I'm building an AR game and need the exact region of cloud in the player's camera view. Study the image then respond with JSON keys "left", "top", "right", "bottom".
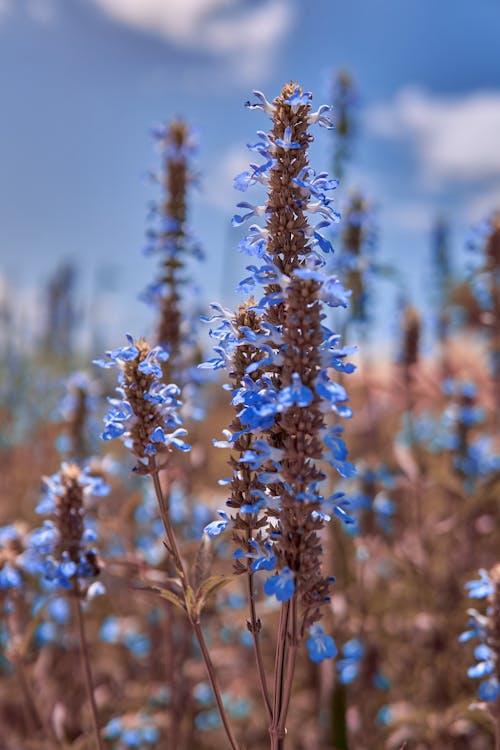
{"left": 91, "top": 0, "right": 294, "bottom": 82}
{"left": 368, "top": 87, "right": 500, "bottom": 186}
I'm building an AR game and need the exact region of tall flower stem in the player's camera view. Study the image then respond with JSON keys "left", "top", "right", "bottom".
{"left": 247, "top": 570, "right": 273, "bottom": 721}
{"left": 13, "top": 656, "right": 45, "bottom": 736}
{"left": 150, "top": 458, "right": 240, "bottom": 750}
{"left": 72, "top": 582, "right": 104, "bottom": 750}
{"left": 277, "top": 596, "right": 299, "bottom": 737}
{"left": 192, "top": 621, "right": 240, "bottom": 750}
{"left": 270, "top": 601, "right": 291, "bottom": 750}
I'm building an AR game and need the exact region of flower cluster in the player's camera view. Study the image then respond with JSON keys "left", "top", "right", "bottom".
{"left": 333, "top": 191, "right": 377, "bottom": 330}
{"left": 467, "top": 214, "right": 500, "bottom": 403}
{"left": 95, "top": 335, "right": 190, "bottom": 469}
{"left": 0, "top": 523, "right": 26, "bottom": 592}
{"left": 340, "top": 464, "right": 395, "bottom": 537}
{"left": 100, "top": 614, "right": 151, "bottom": 658}
{"left": 103, "top": 712, "right": 160, "bottom": 748}
{"left": 142, "top": 120, "right": 205, "bottom": 404}
{"left": 330, "top": 69, "right": 357, "bottom": 181}
{"left": 28, "top": 463, "right": 108, "bottom": 591}
{"left": 56, "top": 370, "right": 100, "bottom": 461}
{"left": 204, "top": 83, "right": 356, "bottom": 661}
{"left": 460, "top": 566, "right": 500, "bottom": 703}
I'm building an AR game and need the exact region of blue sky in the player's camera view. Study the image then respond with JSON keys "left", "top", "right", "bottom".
{"left": 1, "top": 0, "right": 499, "bottom": 351}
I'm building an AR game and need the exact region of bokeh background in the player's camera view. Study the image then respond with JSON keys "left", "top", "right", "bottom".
{"left": 1, "top": 0, "right": 499, "bottom": 350}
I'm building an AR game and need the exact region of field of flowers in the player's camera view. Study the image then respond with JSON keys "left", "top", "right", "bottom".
{"left": 0, "top": 76, "right": 499, "bottom": 750}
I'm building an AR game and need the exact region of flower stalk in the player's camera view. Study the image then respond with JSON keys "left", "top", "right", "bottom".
{"left": 205, "top": 82, "right": 355, "bottom": 748}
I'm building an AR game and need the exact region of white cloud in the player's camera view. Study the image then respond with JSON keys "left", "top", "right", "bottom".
{"left": 91, "top": 0, "right": 294, "bottom": 81}
{"left": 368, "top": 87, "right": 500, "bottom": 186}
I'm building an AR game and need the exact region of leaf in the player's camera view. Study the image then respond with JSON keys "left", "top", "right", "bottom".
{"left": 193, "top": 534, "right": 213, "bottom": 589}
{"left": 184, "top": 584, "right": 197, "bottom": 620}
{"left": 194, "top": 575, "right": 234, "bottom": 617}
{"left": 145, "top": 584, "right": 186, "bottom": 613}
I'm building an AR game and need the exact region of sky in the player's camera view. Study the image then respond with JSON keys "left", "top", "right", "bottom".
{"left": 0, "top": 0, "right": 499, "bottom": 352}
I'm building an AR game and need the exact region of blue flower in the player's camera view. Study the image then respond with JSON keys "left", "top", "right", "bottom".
{"left": 104, "top": 714, "right": 159, "bottom": 746}
{"left": 462, "top": 568, "right": 499, "bottom": 703}
{"left": 244, "top": 90, "right": 276, "bottom": 115}
{"left": 478, "top": 677, "right": 499, "bottom": 702}
{"left": 465, "top": 569, "right": 494, "bottom": 599}
{"left": 468, "top": 644, "right": 495, "bottom": 679}
{"left": 263, "top": 567, "right": 295, "bottom": 602}
{"left": 234, "top": 540, "right": 276, "bottom": 572}
{"left": 203, "top": 511, "right": 230, "bottom": 537}
{"left": 277, "top": 374, "right": 314, "bottom": 410}
{"left": 28, "top": 464, "right": 107, "bottom": 591}
{"left": 306, "top": 624, "right": 337, "bottom": 663}
{"left": 96, "top": 336, "right": 190, "bottom": 461}
{"left": 274, "top": 126, "right": 301, "bottom": 151}
{"left": 284, "top": 86, "right": 312, "bottom": 111}
{"left": 0, "top": 563, "right": 22, "bottom": 590}
{"left": 337, "top": 638, "right": 364, "bottom": 683}
{"left": 209, "top": 84, "right": 356, "bottom": 658}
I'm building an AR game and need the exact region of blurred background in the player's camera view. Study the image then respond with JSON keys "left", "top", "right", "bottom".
{"left": 1, "top": 0, "right": 499, "bottom": 351}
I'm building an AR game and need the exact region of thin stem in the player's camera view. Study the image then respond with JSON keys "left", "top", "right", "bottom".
{"left": 277, "top": 595, "right": 298, "bottom": 736}
{"left": 16, "top": 656, "right": 65, "bottom": 748}
{"left": 72, "top": 585, "right": 104, "bottom": 750}
{"left": 150, "top": 457, "right": 240, "bottom": 750}
{"left": 14, "top": 657, "right": 43, "bottom": 734}
{"left": 247, "top": 570, "right": 273, "bottom": 721}
{"left": 193, "top": 622, "right": 240, "bottom": 750}
{"left": 150, "top": 464, "right": 187, "bottom": 584}
{"left": 269, "top": 602, "right": 290, "bottom": 749}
